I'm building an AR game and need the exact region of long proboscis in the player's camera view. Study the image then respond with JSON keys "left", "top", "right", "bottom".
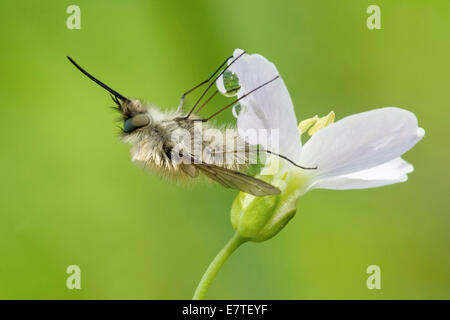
{"left": 67, "top": 56, "right": 129, "bottom": 102}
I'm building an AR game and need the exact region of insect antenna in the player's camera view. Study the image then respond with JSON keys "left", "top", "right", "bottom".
{"left": 197, "top": 75, "right": 280, "bottom": 122}
{"left": 185, "top": 50, "right": 247, "bottom": 118}
{"left": 67, "top": 56, "right": 130, "bottom": 103}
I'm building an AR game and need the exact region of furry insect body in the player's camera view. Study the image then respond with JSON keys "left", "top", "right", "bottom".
{"left": 119, "top": 99, "right": 248, "bottom": 183}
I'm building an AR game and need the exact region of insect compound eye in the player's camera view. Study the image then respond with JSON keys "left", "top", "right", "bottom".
{"left": 123, "top": 114, "right": 150, "bottom": 133}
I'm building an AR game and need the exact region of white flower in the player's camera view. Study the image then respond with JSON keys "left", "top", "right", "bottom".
{"left": 217, "top": 49, "right": 425, "bottom": 242}
{"left": 219, "top": 48, "right": 424, "bottom": 193}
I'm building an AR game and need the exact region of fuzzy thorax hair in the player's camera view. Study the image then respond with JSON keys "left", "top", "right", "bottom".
{"left": 120, "top": 100, "right": 250, "bottom": 182}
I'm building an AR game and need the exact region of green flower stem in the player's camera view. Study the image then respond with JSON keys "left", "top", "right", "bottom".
{"left": 193, "top": 233, "right": 247, "bottom": 300}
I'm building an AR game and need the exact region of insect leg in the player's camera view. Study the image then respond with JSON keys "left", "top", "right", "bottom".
{"left": 194, "top": 90, "right": 218, "bottom": 114}
{"left": 184, "top": 50, "right": 247, "bottom": 118}
{"left": 211, "top": 148, "right": 318, "bottom": 170}
{"left": 262, "top": 149, "right": 317, "bottom": 170}
{"left": 195, "top": 75, "right": 280, "bottom": 122}
{"left": 177, "top": 55, "right": 232, "bottom": 112}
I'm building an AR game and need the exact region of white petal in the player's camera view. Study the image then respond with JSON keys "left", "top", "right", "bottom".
{"left": 299, "top": 107, "right": 425, "bottom": 178}
{"left": 217, "top": 49, "right": 302, "bottom": 161}
{"left": 308, "top": 157, "right": 414, "bottom": 190}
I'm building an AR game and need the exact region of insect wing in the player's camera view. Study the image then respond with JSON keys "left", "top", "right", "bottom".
{"left": 196, "top": 163, "right": 280, "bottom": 196}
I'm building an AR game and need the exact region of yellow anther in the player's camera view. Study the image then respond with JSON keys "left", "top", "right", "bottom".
{"left": 298, "top": 115, "right": 319, "bottom": 134}
{"left": 299, "top": 111, "right": 335, "bottom": 136}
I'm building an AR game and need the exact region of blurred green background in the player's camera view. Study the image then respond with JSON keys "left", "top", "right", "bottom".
{"left": 0, "top": 0, "right": 448, "bottom": 299}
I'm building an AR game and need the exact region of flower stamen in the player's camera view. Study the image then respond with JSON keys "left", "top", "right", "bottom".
{"left": 299, "top": 111, "right": 335, "bottom": 136}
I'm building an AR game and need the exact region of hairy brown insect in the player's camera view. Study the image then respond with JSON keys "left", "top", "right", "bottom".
{"left": 67, "top": 55, "right": 314, "bottom": 196}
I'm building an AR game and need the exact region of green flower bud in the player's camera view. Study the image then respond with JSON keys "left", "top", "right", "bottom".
{"left": 230, "top": 160, "right": 310, "bottom": 242}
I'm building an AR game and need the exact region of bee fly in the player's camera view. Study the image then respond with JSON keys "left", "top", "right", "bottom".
{"left": 67, "top": 53, "right": 315, "bottom": 196}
